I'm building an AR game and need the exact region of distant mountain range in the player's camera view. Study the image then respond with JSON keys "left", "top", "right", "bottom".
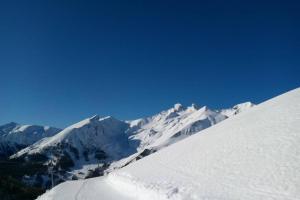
{"left": 1, "top": 102, "right": 254, "bottom": 188}
{"left": 0, "top": 123, "right": 61, "bottom": 158}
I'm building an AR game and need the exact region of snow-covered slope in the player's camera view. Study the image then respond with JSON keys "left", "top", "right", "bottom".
{"left": 38, "top": 88, "right": 300, "bottom": 200}
{"left": 0, "top": 122, "right": 60, "bottom": 157}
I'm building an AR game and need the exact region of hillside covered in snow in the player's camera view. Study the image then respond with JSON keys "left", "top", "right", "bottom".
{"left": 38, "top": 88, "right": 300, "bottom": 200}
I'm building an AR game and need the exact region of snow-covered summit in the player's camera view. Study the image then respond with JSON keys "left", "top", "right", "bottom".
{"left": 0, "top": 122, "right": 60, "bottom": 144}
{"left": 10, "top": 115, "right": 136, "bottom": 185}
{"left": 13, "top": 115, "right": 132, "bottom": 159}
{"left": 0, "top": 122, "right": 61, "bottom": 157}
{"left": 173, "top": 103, "right": 184, "bottom": 111}
{"left": 0, "top": 122, "right": 19, "bottom": 135}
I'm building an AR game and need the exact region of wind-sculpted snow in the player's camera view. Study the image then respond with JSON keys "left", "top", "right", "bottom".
{"left": 38, "top": 87, "right": 300, "bottom": 200}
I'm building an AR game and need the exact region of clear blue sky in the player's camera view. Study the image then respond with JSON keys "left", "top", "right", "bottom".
{"left": 0, "top": 0, "right": 299, "bottom": 128}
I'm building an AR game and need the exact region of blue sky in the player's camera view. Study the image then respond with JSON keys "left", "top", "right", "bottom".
{"left": 0, "top": 0, "right": 299, "bottom": 127}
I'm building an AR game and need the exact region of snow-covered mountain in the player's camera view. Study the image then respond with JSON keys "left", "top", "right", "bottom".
{"left": 11, "top": 116, "right": 135, "bottom": 184}
{"left": 14, "top": 116, "right": 132, "bottom": 158}
{"left": 10, "top": 102, "right": 253, "bottom": 187}
{"left": 0, "top": 122, "right": 61, "bottom": 157}
{"left": 127, "top": 103, "right": 227, "bottom": 151}
{"left": 109, "top": 103, "right": 229, "bottom": 170}
{"left": 38, "top": 87, "right": 300, "bottom": 200}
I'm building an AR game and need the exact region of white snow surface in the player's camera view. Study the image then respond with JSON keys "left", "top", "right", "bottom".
{"left": 38, "top": 87, "right": 300, "bottom": 200}
{"left": 37, "top": 177, "right": 133, "bottom": 200}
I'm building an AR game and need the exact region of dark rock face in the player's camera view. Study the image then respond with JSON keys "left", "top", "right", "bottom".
{"left": 122, "top": 148, "right": 157, "bottom": 168}
{"left": 136, "top": 149, "right": 156, "bottom": 161}
{"left": 85, "top": 163, "right": 110, "bottom": 179}
{"left": 94, "top": 149, "right": 107, "bottom": 160}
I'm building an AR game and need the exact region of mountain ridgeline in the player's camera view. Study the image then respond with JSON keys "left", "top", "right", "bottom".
{"left": 0, "top": 123, "right": 61, "bottom": 158}
{"left": 1, "top": 102, "right": 254, "bottom": 192}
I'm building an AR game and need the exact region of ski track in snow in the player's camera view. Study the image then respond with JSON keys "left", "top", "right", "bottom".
{"left": 38, "top": 177, "right": 133, "bottom": 200}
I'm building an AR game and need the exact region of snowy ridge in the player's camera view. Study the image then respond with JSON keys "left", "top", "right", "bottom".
{"left": 14, "top": 115, "right": 131, "bottom": 158}
{"left": 0, "top": 122, "right": 60, "bottom": 145}
{"left": 0, "top": 122, "right": 61, "bottom": 157}
{"left": 127, "top": 103, "right": 227, "bottom": 151}
{"left": 10, "top": 115, "right": 135, "bottom": 186}
{"left": 12, "top": 115, "right": 134, "bottom": 172}
{"left": 38, "top": 87, "right": 300, "bottom": 200}
{"left": 108, "top": 104, "right": 229, "bottom": 171}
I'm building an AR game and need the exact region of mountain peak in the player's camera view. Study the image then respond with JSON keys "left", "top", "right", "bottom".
{"left": 220, "top": 101, "right": 255, "bottom": 117}
{"left": 199, "top": 105, "right": 208, "bottom": 111}
{"left": 232, "top": 101, "right": 254, "bottom": 109}
{"left": 173, "top": 103, "right": 184, "bottom": 111}
{"left": 0, "top": 122, "right": 19, "bottom": 134}
{"left": 186, "top": 103, "right": 200, "bottom": 112}
{"left": 0, "top": 121, "right": 18, "bottom": 128}
{"left": 7, "top": 122, "right": 18, "bottom": 126}
{"left": 191, "top": 103, "right": 199, "bottom": 110}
